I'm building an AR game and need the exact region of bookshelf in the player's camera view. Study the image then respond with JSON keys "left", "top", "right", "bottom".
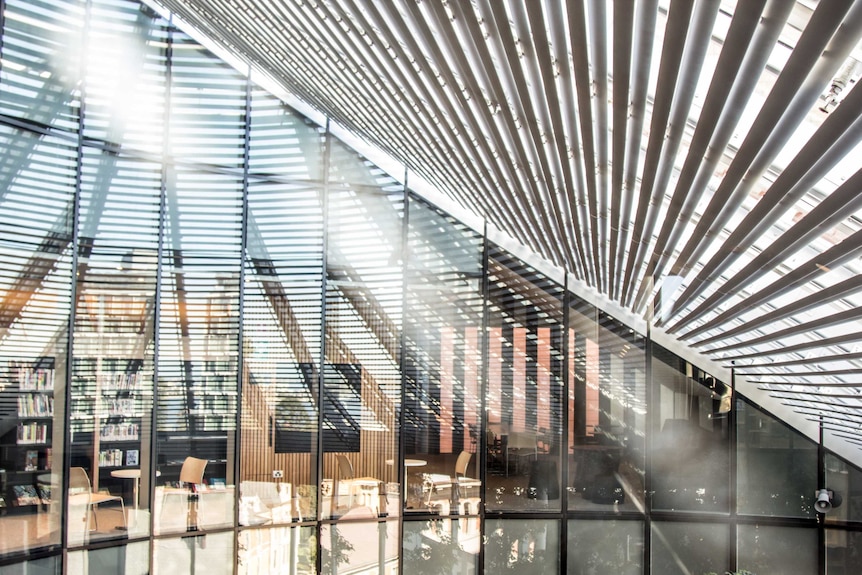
{"left": 0, "top": 362, "right": 56, "bottom": 511}
{"left": 70, "top": 359, "right": 146, "bottom": 491}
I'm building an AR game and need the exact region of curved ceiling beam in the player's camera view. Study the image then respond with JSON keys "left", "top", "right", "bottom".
{"left": 665, "top": 77, "right": 862, "bottom": 324}
{"left": 629, "top": 0, "right": 723, "bottom": 311}
{"left": 664, "top": 0, "right": 857, "bottom": 317}
{"left": 620, "top": 0, "right": 695, "bottom": 305}
{"left": 642, "top": 0, "right": 774, "bottom": 306}
{"left": 690, "top": 273, "right": 862, "bottom": 345}
{"left": 613, "top": 0, "right": 659, "bottom": 301}
{"left": 668, "top": 165, "right": 862, "bottom": 333}
{"left": 608, "top": 0, "right": 635, "bottom": 297}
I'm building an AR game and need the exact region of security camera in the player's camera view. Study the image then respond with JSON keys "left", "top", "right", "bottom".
{"left": 815, "top": 489, "right": 832, "bottom": 513}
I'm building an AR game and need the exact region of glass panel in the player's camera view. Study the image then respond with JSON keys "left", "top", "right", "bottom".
{"left": 81, "top": 0, "right": 167, "bottom": 156}
{"left": 153, "top": 531, "right": 234, "bottom": 575}
{"left": 323, "top": 144, "right": 402, "bottom": 520}
{"left": 69, "top": 151, "right": 160, "bottom": 544}
{"left": 403, "top": 195, "right": 483, "bottom": 514}
{"left": 567, "top": 519, "right": 643, "bottom": 574}
{"left": 485, "top": 248, "right": 564, "bottom": 512}
{"left": 651, "top": 344, "right": 729, "bottom": 513}
{"left": 0, "top": 555, "right": 60, "bottom": 574}
{"left": 827, "top": 530, "right": 862, "bottom": 575}
{"left": 484, "top": 518, "right": 559, "bottom": 573}
{"left": 650, "top": 521, "right": 729, "bottom": 575}
{"left": 238, "top": 526, "right": 316, "bottom": 575}
{"left": 825, "top": 451, "right": 862, "bottom": 524}
{"left": 68, "top": 540, "right": 150, "bottom": 574}
{"left": 569, "top": 306, "right": 646, "bottom": 512}
{"left": 154, "top": 31, "right": 245, "bottom": 535}
{"left": 737, "top": 524, "right": 818, "bottom": 575}
{"left": 402, "top": 517, "right": 480, "bottom": 574}
{"left": 736, "top": 399, "right": 817, "bottom": 518}
{"left": 239, "top": 90, "right": 325, "bottom": 527}
{"left": 0, "top": 0, "right": 82, "bottom": 131}
{"left": 320, "top": 519, "right": 399, "bottom": 575}
{"left": 0, "top": 128, "right": 74, "bottom": 556}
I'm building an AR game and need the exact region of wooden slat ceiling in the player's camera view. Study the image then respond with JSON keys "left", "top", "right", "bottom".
{"left": 148, "top": 0, "right": 862, "bottom": 458}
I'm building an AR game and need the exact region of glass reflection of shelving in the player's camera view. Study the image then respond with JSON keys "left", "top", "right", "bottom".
{"left": 0, "top": 361, "right": 56, "bottom": 513}
{"left": 71, "top": 359, "right": 148, "bottom": 477}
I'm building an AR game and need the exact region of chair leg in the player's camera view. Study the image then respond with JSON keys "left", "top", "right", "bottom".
{"left": 118, "top": 500, "right": 127, "bottom": 530}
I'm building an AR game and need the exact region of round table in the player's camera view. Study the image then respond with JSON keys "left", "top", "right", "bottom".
{"left": 110, "top": 468, "right": 142, "bottom": 515}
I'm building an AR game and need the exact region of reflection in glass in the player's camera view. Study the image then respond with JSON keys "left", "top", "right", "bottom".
{"left": 69, "top": 150, "right": 161, "bottom": 544}
{"left": 650, "top": 521, "right": 728, "bottom": 575}
{"left": 737, "top": 524, "right": 817, "bottom": 575}
{"left": 651, "top": 345, "right": 728, "bottom": 513}
{"left": 827, "top": 530, "right": 862, "bottom": 575}
{"left": 153, "top": 531, "right": 234, "bottom": 575}
{"left": 484, "top": 518, "right": 558, "bottom": 574}
{"left": 239, "top": 90, "right": 325, "bottom": 526}
{"left": 403, "top": 196, "right": 483, "bottom": 514}
{"left": 68, "top": 541, "right": 149, "bottom": 574}
{"left": 0, "top": 127, "right": 75, "bottom": 554}
{"left": 825, "top": 452, "right": 862, "bottom": 525}
{"left": 322, "top": 149, "right": 403, "bottom": 519}
{"left": 567, "top": 519, "right": 643, "bottom": 574}
{"left": 737, "top": 399, "right": 817, "bottom": 518}
{"left": 485, "top": 249, "right": 564, "bottom": 512}
{"left": 320, "top": 519, "right": 398, "bottom": 575}
{"left": 153, "top": 28, "right": 245, "bottom": 535}
{"left": 568, "top": 307, "right": 646, "bottom": 512}
{"left": 238, "top": 526, "right": 316, "bottom": 575}
{"left": 403, "top": 518, "right": 479, "bottom": 575}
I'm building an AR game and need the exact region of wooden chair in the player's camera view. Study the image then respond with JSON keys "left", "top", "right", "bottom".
{"left": 423, "top": 451, "right": 481, "bottom": 505}
{"left": 68, "top": 466, "right": 126, "bottom": 532}
{"left": 335, "top": 455, "right": 379, "bottom": 511}
{"left": 160, "top": 456, "right": 208, "bottom": 531}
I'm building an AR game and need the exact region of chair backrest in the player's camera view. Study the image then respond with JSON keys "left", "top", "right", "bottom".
{"left": 508, "top": 431, "right": 538, "bottom": 449}
{"left": 455, "top": 451, "right": 472, "bottom": 477}
{"left": 69, "top": 466, "right": 91, "bottom": 493}
{"left": 336, "top": 454, "right": 355, "bottom": 480}
{"left": 179, "top": 456, "right": 208, "bottom": 486}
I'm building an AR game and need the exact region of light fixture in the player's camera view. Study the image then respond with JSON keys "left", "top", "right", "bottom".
{"left": 814, "top": 488, "right": 842, "bottom": 514}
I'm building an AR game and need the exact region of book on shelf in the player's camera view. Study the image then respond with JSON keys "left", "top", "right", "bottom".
{"left": 13, "top": 484, "right": 39, "bottom": 506}
{"left": 17, "top": 368, "right": 54, "bottom": 391}
{"left": 126, "top": 449, "right": 139, "bottom": 467}
{"left": 98, "top": 448, "right": 124, "bottom": 467}
{"left": 24, "top": 449, "right": 38, "bottom": 471}
{"left": 100, "top": 422, "right": 140, "bottom": 441}
{"left": 37, "top": 484, "right": 51, "bottom": 505}
{"left": 17, "top": 393, "right": 54, "bottom": 417}
{"left": 17, "top": 422, "right": 48, "bottom": 444}
{"left": 100, "top": 371, "right": 141, "bottom": 390}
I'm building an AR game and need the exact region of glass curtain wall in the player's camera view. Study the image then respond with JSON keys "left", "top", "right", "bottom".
{"left": 318, "top": 142, "right": 403, "bottom": 574}
{"left": 235, "top": 89, "right": 324, "bottom": 573}
{"left": 69, "top": 0, "right": 166, "bottom": 549}
{"left": 400, "top": 195, "right": 484, "bottom": 574}
{"left": 568, "top": 306, "right": 646, "bottom": 512}
{"left": 0, "top": 0, "right": 83, "bottom": 562}
{"left": 484, "top": 248, "right": 565, "bottom": 513}
{"left": 651, "top": 344, "right": 729, "bottom": 513}
{"left": 152, "top": 27, "right": 244, "bottom": 544}
{"left": 0, "top": 0, "right": 861, "bottom": 573}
